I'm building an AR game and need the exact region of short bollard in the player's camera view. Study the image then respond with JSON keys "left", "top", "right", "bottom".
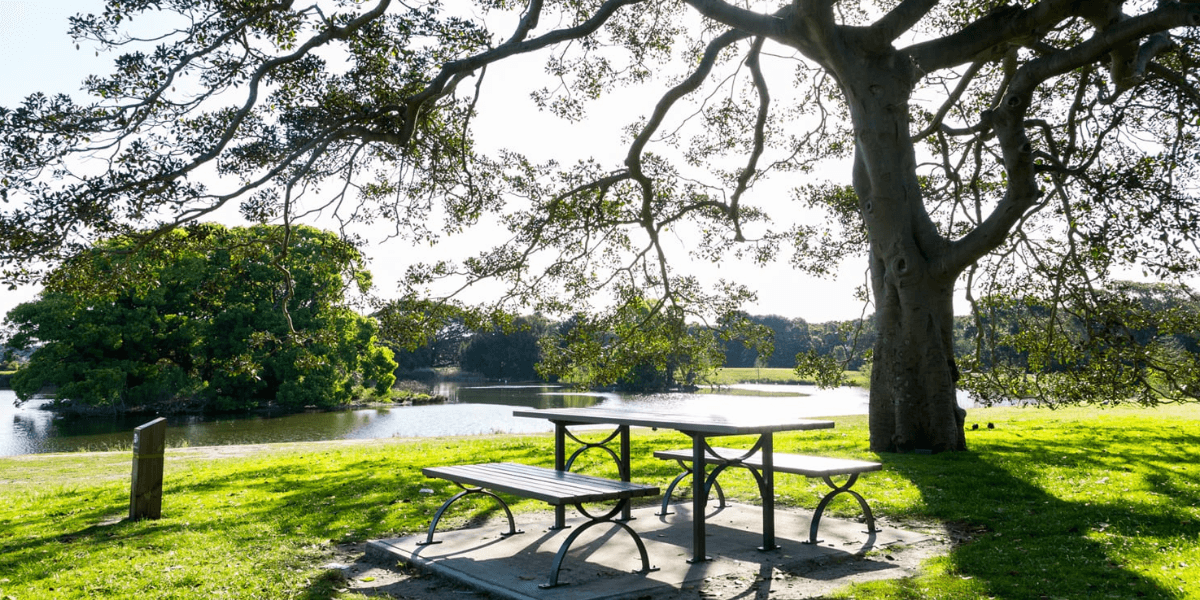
{"left": 129, "top": 417, "right": 167, "bottom": 521}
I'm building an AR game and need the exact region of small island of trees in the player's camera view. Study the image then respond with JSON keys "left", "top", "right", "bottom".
{"left": 3, "top": 224, "right": 397, "bottom": 414}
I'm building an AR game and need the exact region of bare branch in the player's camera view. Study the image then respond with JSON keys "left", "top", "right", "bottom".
{"left": 681, "top": 0, "right": 790, "bottom": 40}
{"left": 912, "top": 60, "right": 985, "bottom": 142}
{"left": 728, "top": 37, "right": 770, "bottom": 242}
{"left": 872, "top": 0, "right": 939, "bottom": 43}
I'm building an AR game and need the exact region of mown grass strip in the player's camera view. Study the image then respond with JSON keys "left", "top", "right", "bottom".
{"left": 710, "top": 367, "right": 869, "bottom": 387}
{"left": 1, "top": 405, "right": 1197, "bottom": 599}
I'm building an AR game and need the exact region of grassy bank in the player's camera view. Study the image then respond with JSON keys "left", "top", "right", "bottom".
{"left": 2, "top": 405, "right": 1198, "bottom": 599}
{"left": 711, "top": 367, "right": 870, "bottom": 387}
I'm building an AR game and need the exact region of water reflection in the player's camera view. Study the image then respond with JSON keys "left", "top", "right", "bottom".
{"left": 0, "top": 383, "right": 960, "bottom": 457}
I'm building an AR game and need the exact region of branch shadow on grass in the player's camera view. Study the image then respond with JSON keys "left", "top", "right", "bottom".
{"left": 876, "top": 424, "right": 1200, "bottom": 599}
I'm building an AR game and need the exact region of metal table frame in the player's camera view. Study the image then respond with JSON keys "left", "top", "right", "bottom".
{"left": 514, "top": 407, "right": 834, "bottom": 562}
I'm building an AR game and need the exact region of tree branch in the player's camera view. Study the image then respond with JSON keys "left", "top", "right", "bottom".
{"left": 1101, "top": 32, "right": 1177, "bottom": 103}
{"left": 626, "top": 29, "right": 751, "bottom": 174}
{"left": 728, "top": 37, "right": 770, "bottom": 242}
{"left": 680, "top": 0, "right": 790, "bottom": 40}
{"left": 906, "top": 0, "right": 1077, "bottom": 74}
{"left": 911, "top": 60, "right": 985, "bottom": 142}
{"left": 942, "top": 1, "right": 1200, "bottom": 272}
{"left": 400, "top": 0, "right": 645, "bottom": 147}
{"left": 872, "top": 0, "right": 939, "bottom": 43}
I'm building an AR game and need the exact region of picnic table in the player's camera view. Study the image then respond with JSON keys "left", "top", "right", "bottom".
{"left": 513, "top": 406, "right": 835, "bottom": 562}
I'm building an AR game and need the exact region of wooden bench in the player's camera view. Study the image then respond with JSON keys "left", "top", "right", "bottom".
{"left": 653, "top": 447, "right": 882, "bottom": 544}
{"left": 420, "top": 462, "right": 660, "bottom": 588}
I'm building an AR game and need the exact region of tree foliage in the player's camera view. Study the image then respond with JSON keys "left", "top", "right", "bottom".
{"left": 963, "top": 281, "right": 1200, "bottom": 406}
{"left": 3, "top": 223, "right": 396, "bottom": 412}
{"left": 1, "top": 0, "right": 1198, "bottom": 450}
{"left": 460, "top": 314, "right": 550, "bottom": 381}
{"left": 537, "top": 289, "right": 728, "bottom": 390}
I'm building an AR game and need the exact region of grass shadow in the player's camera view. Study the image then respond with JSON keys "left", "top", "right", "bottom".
{"left": 875, "top": 425, "right": 1199, "bottom": 599}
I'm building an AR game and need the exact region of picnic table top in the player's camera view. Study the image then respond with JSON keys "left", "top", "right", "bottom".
{"left": 513, "top": 406, "right": 835, "bottom": 435}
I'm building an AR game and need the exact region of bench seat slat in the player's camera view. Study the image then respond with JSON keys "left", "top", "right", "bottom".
{"left": 652, "top": 447, "right": 881, "bottom": 477}
{"left": 434, "top": 462, "right": 652, "bottom": 498}
{"left": 434, "top": 463, "right": 601, "bottom": 497}
{"left": 485, "top": 462, "right": 642, "bottom": 496}
{"left": 423, "top": 462, "right": 659, "bottom": 505}
{"left": 483, "top": 464, "right": 646, "bottom": 502}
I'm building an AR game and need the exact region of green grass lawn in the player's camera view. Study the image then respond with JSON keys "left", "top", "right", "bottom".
{"left": 711, "top": 367, "right": 870, "bottom": 387}
{"left": 2, "top": 405, "right": 1198, "bottom": 599}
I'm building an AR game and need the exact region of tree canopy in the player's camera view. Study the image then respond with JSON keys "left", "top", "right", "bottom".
{"left": 538, "top": 290, "right": 728, "bottom": 389}
{"left": 3, "top": 223, "right": 397, "bottom": 412}
{"left": 1, "top": 0, "right": 1198, "bottom": 450}
{"left": 965, "top": 280, "right": 1200, "bottom": 406}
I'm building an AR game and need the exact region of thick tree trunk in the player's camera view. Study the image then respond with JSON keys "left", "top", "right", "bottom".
{"left": 830, "top": 41, "right": 968, "bottom": 453}
{"left": 868, "top": 258, "right": 966, "bottom": 452}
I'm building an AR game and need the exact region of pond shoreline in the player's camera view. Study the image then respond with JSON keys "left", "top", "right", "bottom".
{"left": 8, "top": 385, "right": 450, "bottom": 419}
{"left": 1, "top": 383, "right": 883, "bottom": 456}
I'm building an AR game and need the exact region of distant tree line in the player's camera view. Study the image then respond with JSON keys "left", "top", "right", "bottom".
{"left": 390, "top": 280, "right": 1200, "bottom": 400}
{"left": 958, "top": 281, "right": 1200, "bottom": 405}
{"left": 390, "top": 307, "right": 878, "bottom": 388}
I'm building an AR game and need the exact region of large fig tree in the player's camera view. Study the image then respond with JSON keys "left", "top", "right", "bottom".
{"left": 2, "top": 0, "right": 1198, "bottom": 451}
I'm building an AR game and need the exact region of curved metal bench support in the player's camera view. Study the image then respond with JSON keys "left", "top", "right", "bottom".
{"left": 656, "top": 439, "right": 763, "bottom": 517}
{"left": 540, "top": 498, "right": 659, "bottom": 589}
{"left": 417, "top": 483, "right": 522, "bottom": 546}
{"left": 655, "top": 446, "right": 883, "bottom": 550}
{"left": 656, "top": 459, "right": 726, "bottom": 516}
{"left": 803, "top": 472, "right": 881, "bottom": 544}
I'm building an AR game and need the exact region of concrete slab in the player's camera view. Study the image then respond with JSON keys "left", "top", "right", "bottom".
{"left": 367, "top": 502, "right": 938, "bottom": 600}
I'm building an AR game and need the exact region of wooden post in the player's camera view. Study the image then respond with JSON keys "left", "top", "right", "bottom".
{"left": 129, "top": 417, "right": 167, "bottom": 521}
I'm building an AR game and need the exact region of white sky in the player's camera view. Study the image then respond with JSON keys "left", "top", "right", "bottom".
{"left": 0, "top": 0, "right": 874, "bottom": 324}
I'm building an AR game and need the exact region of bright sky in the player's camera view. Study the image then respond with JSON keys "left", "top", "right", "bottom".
{"left": 0, "top": 0, "right": 873, "bottom": 325}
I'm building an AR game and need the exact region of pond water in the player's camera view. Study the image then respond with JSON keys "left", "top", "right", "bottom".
{"left": 0, "top": 384, "right": 974, "bottom": 456}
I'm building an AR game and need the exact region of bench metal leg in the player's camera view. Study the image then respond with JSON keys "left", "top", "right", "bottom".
{"left": 804, "top": 473, "right": 881, "bottom": 544}
{"left": 417, "top": 484, "right": 523, "bottom": 546}
{"left": 655, "top": 459, "right": 726, "bottom": 516}
{"left": 540, "top": 498, "right": 659, "bottom": 589}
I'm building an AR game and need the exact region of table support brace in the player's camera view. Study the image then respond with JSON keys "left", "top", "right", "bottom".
{"left": 552, "top": 421, "right": 633, "bottom": 527}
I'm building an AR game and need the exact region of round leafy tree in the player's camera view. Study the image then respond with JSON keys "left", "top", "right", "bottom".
{"left": 4, "top": 223, "right": 397, "bottom": 412}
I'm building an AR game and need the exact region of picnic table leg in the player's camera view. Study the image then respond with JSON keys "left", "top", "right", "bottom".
{"left": 619, "top": 424, "right": 632, "bottom": 522}
{"left": 759, "top": 432, "right": 778, "bottom": 551}
{"left": 553, "top": 422, "right": 567, "bottom": 530}
{"left": 688, "top": 433, "right": 711, "bottom": 563}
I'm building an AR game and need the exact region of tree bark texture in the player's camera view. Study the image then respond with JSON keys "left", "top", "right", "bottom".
{"left": 826, "top": 35, "right": 968, "bottom": 452}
